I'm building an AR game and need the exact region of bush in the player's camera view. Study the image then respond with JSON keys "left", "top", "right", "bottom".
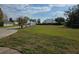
{"left": 0, "top": 21, "right": 4, "bottom": 26}
{"left": 37, "top": 23, "right": 63, "bottom": 25}
{"left": 65, "top": 21, "right": 79, "bottom": 28}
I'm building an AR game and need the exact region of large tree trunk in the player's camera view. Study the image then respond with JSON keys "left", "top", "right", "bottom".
{"left": 21, "top": 25, "right": 23, "bottom": 29}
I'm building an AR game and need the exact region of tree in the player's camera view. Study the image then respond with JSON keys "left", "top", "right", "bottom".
{"left": 9, "top": 18, "right": 15, "bottom": 25}
{"left": 9, "top": 18, "right": 14, "bottom": 22}
{"left": 55, "top": 17, "right": 65, "bottom": 25}
{"left": 17, "top": 16, "right": 29, "bottom": 29}
{"left": 0, "top": 8, "right": 4, "bottom": 26}
{"left": 37, "top": 19, "right": 41, "bottom": 24}
{"left": 65, "top": 5, "right": 79, "bottom": 28}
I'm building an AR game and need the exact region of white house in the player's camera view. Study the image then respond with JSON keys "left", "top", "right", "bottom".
{"left": 26, "top": 19, "right": 36, "bottom": 27}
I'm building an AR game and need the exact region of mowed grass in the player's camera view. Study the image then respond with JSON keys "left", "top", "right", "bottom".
{"left": 0, "top": 25, "right": 79, "bottom": 53}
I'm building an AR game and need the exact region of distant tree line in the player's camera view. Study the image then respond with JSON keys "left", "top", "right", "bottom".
{"left": 40, "top": 17, "right": 65, "bottom": 25}
{"left": 55, "top": 17, "right": 65, "bottom": 25}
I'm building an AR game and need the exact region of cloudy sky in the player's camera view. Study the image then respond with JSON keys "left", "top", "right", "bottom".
{"left": 0, "top": 4, "right": 75, "bottom": 22}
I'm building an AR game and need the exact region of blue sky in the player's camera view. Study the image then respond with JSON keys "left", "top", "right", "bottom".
{"left": 0, "top": 4, "right": 75, "bottom": 22}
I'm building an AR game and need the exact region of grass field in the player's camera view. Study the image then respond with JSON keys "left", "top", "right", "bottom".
{"left": 0, "top": 25, "right": 79, "bottom": 53}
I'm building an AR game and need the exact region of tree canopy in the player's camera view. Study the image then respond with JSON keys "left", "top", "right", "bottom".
{"left": 65, "top": 5, "right": 79, "bottom": 28}
{"left": 55, "top": 17, "right": 65, "bottom": 24}
{"left": 17, "top": 16, "right": 29, "bottom": 29}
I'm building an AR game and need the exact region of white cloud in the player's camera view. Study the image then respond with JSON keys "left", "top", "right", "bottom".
{"left": 1, "top": 4, "right": 70, "bottom": 17}
{"left": 0, "top": 4, "right": 74, "bottom": 20}
{"left": 49, "top": 4, "right": 74, "bottom": 8}
{"left": 2, "top": 4, "right": 52, "bottom": 14}
{"left": 49, "top": 4, "right": 54, "bottom": 7}
{"left": 26, "top": 6, "right": 51, "bottom": 14}
{"left": 51, "top": 11, "right": 66, "bottom": 19}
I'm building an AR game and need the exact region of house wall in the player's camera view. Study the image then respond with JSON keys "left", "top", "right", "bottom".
{"left": 4, "top": 22, "right": 13, "bottom": 26}
{"left": 4, "top": 23, "right": 13, "bottom": 26}
{"left": 26, "top": 20, "right": 36, "bottom": 27}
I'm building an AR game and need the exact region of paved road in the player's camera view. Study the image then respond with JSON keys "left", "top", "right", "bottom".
{"left": 0, "top": 27, "right": 20, "bottom": 54}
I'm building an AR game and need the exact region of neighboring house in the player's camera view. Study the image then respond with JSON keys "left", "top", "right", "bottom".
{"left": 3, "top": 15, "right": 36, "bottom": 27}
{"left": 4, "top": 22, "right": 13, "bottom": 26}
{"left": 26, "top": 19, "right": 36, "bottom": 27}
{"left": 3, "top": 14, "right": 13, "bottom": 26}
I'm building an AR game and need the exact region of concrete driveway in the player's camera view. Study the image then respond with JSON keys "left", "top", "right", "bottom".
{"left": 0, "top": 27, "right": 21, "bottom": 54}
{"left": 0, "top": 27, "right": 17, "bottom": 39}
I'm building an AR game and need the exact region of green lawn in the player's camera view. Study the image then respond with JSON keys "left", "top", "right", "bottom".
{"left": 0, "top": 25, "right": 79, "bottom": 53}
